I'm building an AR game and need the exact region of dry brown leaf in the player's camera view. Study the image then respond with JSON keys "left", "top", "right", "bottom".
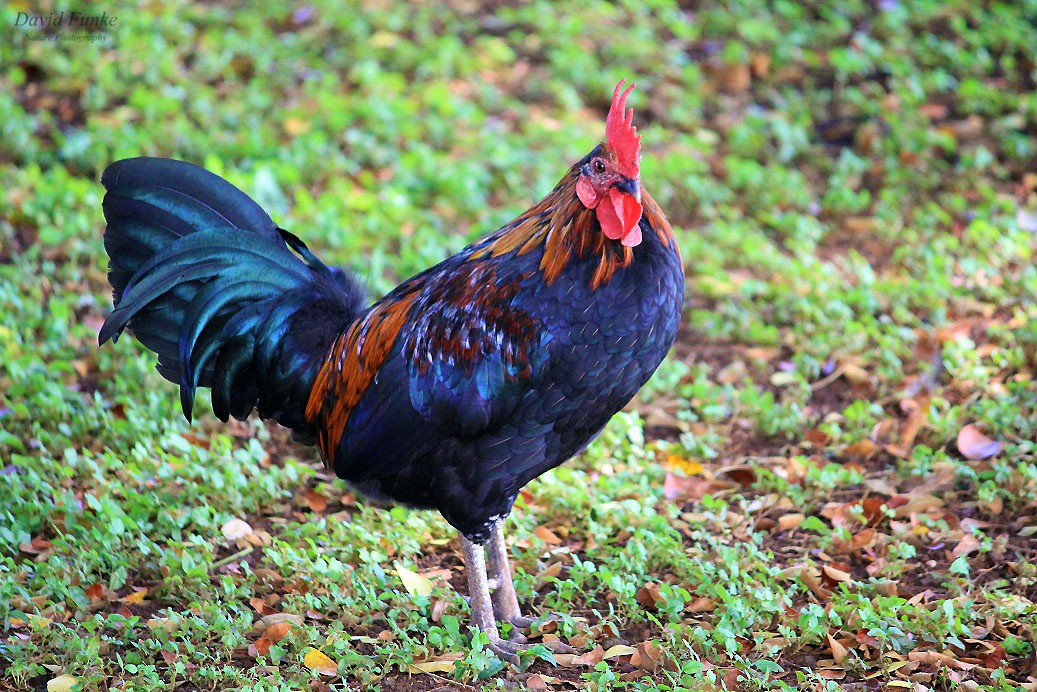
{"left": 249, "top": 597, "right": 277, "bottom": 615}
{"left": 716, "top": 465, "right": 758, "bottom": 486}
{"left": 222, "top": 518, "right": 253, "bottom": 541}
{"left": 430, "top": 598, "right": 448, "bottom": 624}
{"left": 846, "top": 439, "right": 880, "bottom": 460}
{"left": 252, "top": 613, "right": 304, "bottom": 635}
{"left": 841, "top": 363, "right": 872, "bottom": 385}
{"left": 750, "top": 52, "right": 771, "bottom": 78}
{"left": 19, "top": 538, "right": 54, "bottom": 555}
{"left": 710, "top": 62, "right": 751, "bottom": 93}
{"left": 303, "top": 489, "right": 328, "bottom": 513}
{"left": 629, "top": 640, "right": 662, "bottom": 671}
{"left": 686, "top": 597, "right": 717, "bottom": 613}
{"left": 526, "top": 674, "right": 549, "bottom": 691}
{"left": 951, "top": 534, "right": 981, "bottom": 559}
{"left": 891, "top": 493, "right": 943, "bottom": 517}
{"left": 250, "top": 636, "right": 273, "bottom": 658}
{"left": 664, "top": 472, "right": 728, "bottom": 500}
{"left": 635, "top": 582, "right": 663, "bottom": 609}
{"left": 957, "top": 424, "right": 1001, "bottom": 460}
{"left": 85, "top": 583, "right": 104, "bottom": 601}
{"left": 886, "top": 398, "right": 930, "bottom": 457}
{"left": 533, "top": 526, "right": 562, "bottom": 545}
{"left": 804, "top": 429, "right": 832, "bottom": 447}
{"left": 264, "top": 622, "right": 292, "bottom": 643}
{"left": 823, "top": 565, "right": 852, "bottom": 584}
{"left": 777, "top": 513, "right": 806, "bottom": 531}
{"left": 406, "top": 652, "right": 462, "bottom": 674}
{"left": 573, "top": 645, "right": 606, "bottom": 666}
{"left": 828, "top": 634, "right": 849, "bottom": 666}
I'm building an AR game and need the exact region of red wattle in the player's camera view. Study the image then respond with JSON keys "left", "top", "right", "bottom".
{"left": 597, "top": 188, "right": 643, "bottom": 247}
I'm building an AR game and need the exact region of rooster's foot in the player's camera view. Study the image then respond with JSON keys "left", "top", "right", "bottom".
{"left": 483, "top": 632, "right": 577, "bottom": 663}
{"left": 463, "top": 531, "right": 576, "bottom": 664}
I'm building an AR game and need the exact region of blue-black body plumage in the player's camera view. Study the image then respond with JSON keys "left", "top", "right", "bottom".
{"left": 102, "top": 143, "right": 683, "bottom": 544}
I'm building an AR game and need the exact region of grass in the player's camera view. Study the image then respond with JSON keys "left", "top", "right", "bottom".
{"left": 1, "top": 0, "right": 1036, "bottom": 689}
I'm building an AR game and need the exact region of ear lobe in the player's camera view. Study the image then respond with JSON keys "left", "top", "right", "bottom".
{"left": 576, "top": 176, "right": 599, "bottom": 209}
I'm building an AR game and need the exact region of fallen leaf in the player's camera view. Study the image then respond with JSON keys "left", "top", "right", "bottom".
{"left": 666, "top": 454, "right": 704, "bottom": 475}
{"left": 250, "top": 636, "right": 273, "bottom": 657}
{"left": 707, "top": 61, "right": 751, "bottom": 93}
{"left": 957, "top": 424, "right": 1001, "bottom": 460}
{"left": 890, "top": 493, "right": 943, "bottom": 518}
{"left": 283, "top": 117, "right": 311, "bottom": 136}
{"left": 526, "top": 674, "right": 549, "bottom": 691}
{"left": 828, "top": 634, "right": 848, "bottom": 666}
{"left": 394, "top": 562, "right": 433, "bottom": 597}
{"left": 823, "top": 565, "right": 853, "bottom": 583}
{"left": 85, "top": 583, "right": 104, "bottom": 601}
{"left": 407, "top": 652, "right": 462, "bottom": 674}
{"left": 951, "top": 534, "right": 981, "bottom": 559}
{"left": 572, "top": 645, "right": 606, "bottom": 666}
{"left": 19, "top": 538, "right": 54, "bottom": 555}
{"left": 302, "top": 489, "right": 328, "bottom": 513}
{"left": 841, "top": 363, "right": 872, "bottom": 385}
{"left": 804, "top": 429, "right": 832, "bottom": 447}
{"left": 121, "top": 589, "right": 148, "bottom": 605}
{"left": 664, "top": 472, "right": 724, "bottom": 500}
{"left": 886, "top": 398, "right": 930, "bottom": 457}
{"left": 777, "top": 513, "right": 805, "bottom": 531}
{"left": 47, "top": 675, "right": 78, "bottom": 692}
{"left": 249, "top": 597, "right": 277, "bottom": 615}
{"left": 533, "top": 525, "right": 562, "bottom": 545}
{"left": 846, "top": 439, "right": 880, "bottom": 460}
{"left": 984, "top": 642, "right": 1007, "bottom": 669}
{"left": 222, "top": 518, "right": 253, "bottom": 541}
{"left": 264, "top": 622, "right": 292, "bottom": 643}
{"left": 635, "top": 582, "right": 663, "bottom": 609}
{"left": 603, "top": 644, "right": 637, "bottom": 659}
{"left": 686, "top": 596, "right": 717, "bottom": 612}
{"left": 629, "top": 640, "right": 662, "bottom": 672}
{"left": 252, "top": 613, "right": 304, "bottom": 635}
{"left": 750, "top": 52, "right": 770, "bottom": 78}
{"left": 716, "top": 465, "right": 757, "bottom": 486}
{"left": 303, "top": 648, "right": 338, "bottom": 675}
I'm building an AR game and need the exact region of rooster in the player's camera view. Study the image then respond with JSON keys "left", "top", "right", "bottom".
{"left": 99, "top": 80, "right": 683, "bottom": 660}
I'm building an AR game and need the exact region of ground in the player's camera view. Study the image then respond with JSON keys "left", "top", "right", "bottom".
{"left": 1, "top": 1, "right": 1036, "bottom": 690}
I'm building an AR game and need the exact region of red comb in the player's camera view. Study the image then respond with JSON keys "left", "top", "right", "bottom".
{"left": 605, "top": 79, "right": 641, "bottom": 179}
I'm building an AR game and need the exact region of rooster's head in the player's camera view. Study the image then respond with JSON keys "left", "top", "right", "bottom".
{"left": 576, "top": 79, "right": 643, "bottom": 248}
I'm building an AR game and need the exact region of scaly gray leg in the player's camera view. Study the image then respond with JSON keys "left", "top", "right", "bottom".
{"left": 461, "top": 529, "right": 575, "bottom": 662}
{"left": 486, "top": 518, "right": 534, "bottom": 634}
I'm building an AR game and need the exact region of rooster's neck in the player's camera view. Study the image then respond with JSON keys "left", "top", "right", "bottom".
{"left": 472, "top": 167, "right": 634, "bottom": 288}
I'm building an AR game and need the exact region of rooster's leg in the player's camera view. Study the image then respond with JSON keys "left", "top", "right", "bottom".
{"left": 461, "top": 534, "right": 575, "bottom": 662}
{"left": 486, "top": 519, "right": 534, "bottom": 636}
{"left": 461, "top": 536, "right": 519, "bottom": 663}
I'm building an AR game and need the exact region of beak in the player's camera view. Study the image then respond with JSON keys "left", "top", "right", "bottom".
{"left": 613, "top": 177, "right": 640, "bottom": 202}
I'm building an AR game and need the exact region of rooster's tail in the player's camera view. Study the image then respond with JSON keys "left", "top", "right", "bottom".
{"left": 99, "top": 157, "right": 365, "bottom": 436}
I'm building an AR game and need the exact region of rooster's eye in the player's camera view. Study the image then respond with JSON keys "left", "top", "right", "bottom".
{"left": 592, "top": 159, "right": 606, "bottom": 173}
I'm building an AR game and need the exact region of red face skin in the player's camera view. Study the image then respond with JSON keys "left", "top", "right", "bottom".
{"left": 575, "top": 151, "right": 643, "bottom": 247}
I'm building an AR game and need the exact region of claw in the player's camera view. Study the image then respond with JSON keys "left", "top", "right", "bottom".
{"left": 462, "top": 527, "right": 577, "bottom": 664}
